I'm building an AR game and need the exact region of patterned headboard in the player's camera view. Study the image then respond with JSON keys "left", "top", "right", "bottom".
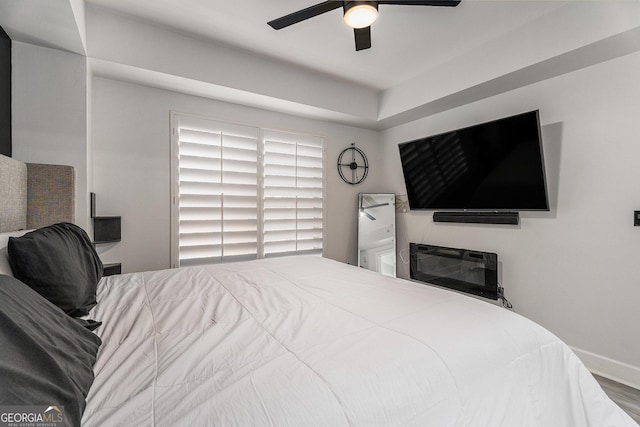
{"left": 0, "top": 154, "right": 75, "bottom": 232}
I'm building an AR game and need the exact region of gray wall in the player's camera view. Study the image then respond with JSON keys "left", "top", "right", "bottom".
{"left": 91, "top": 77, "right": 382, "bottom": 274}
{"left": 11, "top": 41, "right": 89, "bottom": 229}
{"left": 380, "top": 50, "right": 640, "bottom": 388}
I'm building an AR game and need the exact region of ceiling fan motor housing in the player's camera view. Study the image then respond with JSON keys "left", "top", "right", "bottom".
{"left": 343, "top": 1, "right": 379, "bottom": 13}
{"left": 343, "top": 2, "right": 379, "bottom": 29}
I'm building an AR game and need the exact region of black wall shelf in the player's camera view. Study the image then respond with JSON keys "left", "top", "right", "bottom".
{"left": 91, "top": 192, "right": 122, "bottom": 243}
{"left": 90, "top": 193, "right": 122, "bottom": 275}
{"left": 103, "top": 262, "right": 122, "bottom": 276}
{"left": 93, "top": 216, "right": 121, "bottom": 243}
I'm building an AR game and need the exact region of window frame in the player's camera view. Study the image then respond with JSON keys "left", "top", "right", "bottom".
{"left": 170, "top": 112, "right": 327, "bottom": 268}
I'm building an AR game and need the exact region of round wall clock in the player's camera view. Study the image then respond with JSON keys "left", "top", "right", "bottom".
{"left": 337, "top": 143, "right": 369, "bottom": 185}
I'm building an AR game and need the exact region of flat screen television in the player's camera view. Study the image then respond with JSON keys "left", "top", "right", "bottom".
{"left": 398, "top": 110, "right": 549, "bottom": 211}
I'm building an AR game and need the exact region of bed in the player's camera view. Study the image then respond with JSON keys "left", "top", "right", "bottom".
{"left": 1, "top": 153, "right": 637, "bottom": 426}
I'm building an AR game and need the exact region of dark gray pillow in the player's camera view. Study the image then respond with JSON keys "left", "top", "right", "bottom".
{"left": 0, "top": 274, "right": 102, "bottom": 427}
{"left": 8, "top": 223, "right": 103, "bottom": 317}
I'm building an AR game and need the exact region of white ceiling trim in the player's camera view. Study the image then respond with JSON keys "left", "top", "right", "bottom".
{"left": 2, "top": 0, "right": 640, "bottom": 130}
{"left": 89, "top": 57, "right": 382, "bottom": 130}
{"left": 0, "top": 0, "right": 86, "bottom": 56}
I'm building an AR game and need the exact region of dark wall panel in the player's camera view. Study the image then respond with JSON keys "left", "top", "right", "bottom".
{"left": 0, "top": 26, "right": 11, "bottom": 157}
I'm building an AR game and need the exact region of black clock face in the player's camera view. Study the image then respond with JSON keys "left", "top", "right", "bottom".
{"left": 337, "top": 144, "right": 368, "bottom": 185}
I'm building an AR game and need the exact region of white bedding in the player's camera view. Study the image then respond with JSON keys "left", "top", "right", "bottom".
{"left": 83, "top": 255, "right": 636, "bottom": 426}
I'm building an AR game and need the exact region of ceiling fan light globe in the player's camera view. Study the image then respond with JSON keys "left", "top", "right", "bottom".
{"left": 343, "top": 4, "right": 379, "bottom": 29}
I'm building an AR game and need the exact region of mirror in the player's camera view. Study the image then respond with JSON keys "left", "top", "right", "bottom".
{"left": 358, "top": 193, "right": 396, "bottom": 277}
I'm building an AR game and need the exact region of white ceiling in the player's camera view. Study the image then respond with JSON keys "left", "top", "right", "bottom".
{"left": 1, "top": 0, "right": 638, "bottom": 128}
{"left": 0, "top": 0, "right": 86, "bottom": 55}
{"left": 84, "top": 0, "right": 570, "bottom": 90}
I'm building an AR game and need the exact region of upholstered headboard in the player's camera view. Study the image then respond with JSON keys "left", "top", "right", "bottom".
{"left": 0, "top": 154, "right": 75, "bottom": 232}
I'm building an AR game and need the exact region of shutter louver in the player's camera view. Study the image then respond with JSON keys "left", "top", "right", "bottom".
{"left": 263, "top": 130, "right": 324, "bottom": 257}
{"left": 177, "top": 117, "right": 259, "bottom": 266}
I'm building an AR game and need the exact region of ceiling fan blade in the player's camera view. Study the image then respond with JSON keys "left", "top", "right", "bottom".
{"left": 363, "top": 211, "right": 377, "bottom": 221}
{"left": 377, "top": 1, "right": 461, "bottom": 6}
{"left": 268, "top": 1, "right": 343, "bottom": 30}
{"left": 354, "top": 27, "right": 372, "bottom": 51}
{"left": 362, "top": 203, "right": 390, "bottom": 210}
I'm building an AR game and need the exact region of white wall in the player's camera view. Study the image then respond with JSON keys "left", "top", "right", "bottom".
{"left": 92, "top": 77, "right": 381, "bottom": 273}
{"left": 11, "top": 41, "right": 89, "bottom": 229}
{"left": 380, "top": 51, "right": 640, "bottom": 386}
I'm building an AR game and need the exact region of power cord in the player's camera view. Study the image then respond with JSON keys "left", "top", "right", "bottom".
{"left": 497, "top": 285, "right": 514, "bottom": 311}
{"left": 501, "top": 295, "right": 513, "bottom": 310}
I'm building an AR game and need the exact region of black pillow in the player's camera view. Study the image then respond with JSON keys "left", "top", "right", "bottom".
{"left": 8, "top": 223, "right": 103, "bottom": 317}
{"left": 0, "top": 274, "right": 102, "bottom": 427}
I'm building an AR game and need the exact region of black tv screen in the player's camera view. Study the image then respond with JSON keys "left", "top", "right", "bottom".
{"left": 398, "top": 110, "right": 549, "bottom": 211}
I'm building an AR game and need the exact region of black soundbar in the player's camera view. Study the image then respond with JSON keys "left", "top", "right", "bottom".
{"left": 433, "top": 211, "right": 519, "bottom": 225}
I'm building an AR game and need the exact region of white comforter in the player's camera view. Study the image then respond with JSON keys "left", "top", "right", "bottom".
{"left": 83, "top": 256, "right": 636, "bottom": 426}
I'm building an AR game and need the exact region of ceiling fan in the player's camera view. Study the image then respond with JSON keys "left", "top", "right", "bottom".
{"left": 268, "top": 1, "right": 462, "bottom": 51}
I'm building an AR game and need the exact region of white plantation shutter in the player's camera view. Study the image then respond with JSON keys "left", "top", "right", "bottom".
{"left": 176, "top": 116, "right": 259, "bottom": 266}
{"left": 172, "top": 114, "right": 324, "bottom": 266}
{"left": 262, "top": 130, "right": 324, "bottom": 257}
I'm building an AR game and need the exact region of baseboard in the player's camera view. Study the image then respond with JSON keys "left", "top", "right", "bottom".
{"left": 571, "top": 346, "right": 640, "bottom": 391}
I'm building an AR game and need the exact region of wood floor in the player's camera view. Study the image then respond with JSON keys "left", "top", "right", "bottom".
{"left": 594, "top": 374, "right": 640, "bottom": 424}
